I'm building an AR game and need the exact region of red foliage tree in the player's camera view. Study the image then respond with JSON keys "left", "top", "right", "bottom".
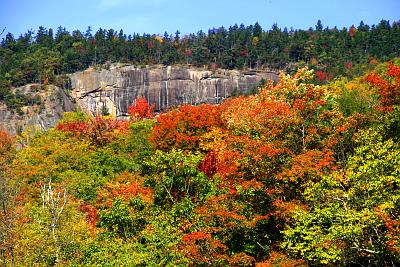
{"left": 182, "top": 231, "right": 211, "bottom": 243}
{"left": 375, "top": 208, "right": 400, "bottom": 253}
{"left": 348, "top": 25, "right": 357, "bottom": 38}
{"left": 196, "top": 69, "right": 354, "bottom": 255}
{"left": 315, "top": 70, "right": 327, "bottom": 82}
{"left": 179, "top": 231, "right": 229, "bottom": 265}
{"left": 78, "top": 203, "right": 98, "bottom": 237}
{"left": 256, "top": 251, "right": 306, "bottom": 267}
{"left": 366, "top": 61, "right": 400, "bottom": 110}
{"left": 345, "top": 61, "right": 353, "bottom": 69}
{"left": 198, "top": 151, "right": 218, "bottom": 178}
{"left": 128, "top": 97, "right": 155, "bottom": 121}
{"left": 56, "top": 116, "right": 130, "bottom": 146}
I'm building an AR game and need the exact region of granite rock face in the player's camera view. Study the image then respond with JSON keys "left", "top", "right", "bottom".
{"left": 0, "top": 85, "right": 76, "bottom": 135}
{"left": 70, "top": 65, "right": 279, "bottom": 117}
{"left": 0, "top": 65, "right": 279, "bottom": 134}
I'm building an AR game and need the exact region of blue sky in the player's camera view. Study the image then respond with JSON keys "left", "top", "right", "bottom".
{"left": 1, "top": 0, "right": 399, "bottom": 37}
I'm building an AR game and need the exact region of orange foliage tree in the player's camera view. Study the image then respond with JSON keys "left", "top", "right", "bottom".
{"left": 150, "top": 104, "right": 224, "bottom": 151}
{"left": 0, "top": 129, "right": 17, "bottom": 266}
{"left": 180, "top": 230, "right": 255, "bottom": 266}
{"left": 94, "top": 172, "right": 153, "bottom": 238}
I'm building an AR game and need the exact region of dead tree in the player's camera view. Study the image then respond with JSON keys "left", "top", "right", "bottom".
{"left": 36, "top": 179, "right": 67, "bottom": 264}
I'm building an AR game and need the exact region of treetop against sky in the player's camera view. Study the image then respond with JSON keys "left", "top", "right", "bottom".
{"left": 1, "top": 0, "right": 399, "bottom": 37}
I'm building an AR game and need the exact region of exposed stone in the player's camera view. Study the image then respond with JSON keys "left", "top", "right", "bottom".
{"left": 70, "top": 65, "right": 279, "bottom": 117}
{"left": 0, "top": 85, "right": 76, "bottom": 135}
{"left": 0, "top": 65, "right": 279, "bottom": 134}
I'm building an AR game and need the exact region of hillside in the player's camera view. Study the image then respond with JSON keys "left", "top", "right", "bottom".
{"left": 0, "top": 59, "right": 399, "bottom": 266}
{"left": 2, "top": 19, "right": 399, "bottom": 135}
{"left": 0, "top": 84, "right": 75, "bottom": 135}
{"left": 1, "top": 19, "right": 399, "bottom": 110}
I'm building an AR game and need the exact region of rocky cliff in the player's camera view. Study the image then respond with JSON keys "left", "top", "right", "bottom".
{"left": 70, "top": 65, "right": 278, "bottom": 117}
{"left": 0, "top": 65, "right": 278, "bottom": 134}
{"left": 0, "top": 85, "right": 76, "bottom": 135}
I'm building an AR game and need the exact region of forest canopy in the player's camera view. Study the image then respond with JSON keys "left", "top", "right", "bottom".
{"left": 1, "top": 58, "right": 400, "bottom": 266}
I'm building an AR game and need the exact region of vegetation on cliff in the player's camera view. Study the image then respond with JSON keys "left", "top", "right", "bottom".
{"left": 0, "top": 59, "right": 399, "bottom": 266}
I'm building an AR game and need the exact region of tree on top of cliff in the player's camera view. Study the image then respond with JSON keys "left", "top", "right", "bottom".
{"left": 1, "top": 19, "right": 400, "bottom": 104}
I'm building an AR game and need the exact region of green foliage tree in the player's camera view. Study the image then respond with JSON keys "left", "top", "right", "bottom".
{"left": 144, "top": 149, "right": 211, "bottom": 205}
{"left": 98, "top": 199, "right": 139, "bottom": 239}
{"left": 282, "top": 122, "right": 400, "bottom": 265}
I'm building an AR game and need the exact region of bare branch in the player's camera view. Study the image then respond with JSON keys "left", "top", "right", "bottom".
{"left": 163, "top": 184, "right": 175, "bottom": 204}
{"left": 38, "top": 179, "right": 68, "bottom": 264}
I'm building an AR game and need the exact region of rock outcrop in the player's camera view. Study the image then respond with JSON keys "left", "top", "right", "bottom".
{"left": 0, "top": 85, "right": 76, "bottom": 135}
{"left": 0, "top": 65, "right": 279, "bottom": 134}
{"left": 70, "top": 65, "right": 278, "bottom": 117}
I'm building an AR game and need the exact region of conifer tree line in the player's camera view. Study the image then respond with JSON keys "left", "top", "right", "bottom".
{"left": 0, "top": 19, "right": 399, "bottom": 95}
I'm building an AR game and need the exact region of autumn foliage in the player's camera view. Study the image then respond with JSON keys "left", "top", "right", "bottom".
{"left": 5, "top": 59, "right": 400, "bottom": 266}
{"left": 56, "top": 113, "right": 130, "bottom": 145}
{"left": 128, "top": 97, "right": 155, "bottom": 120}
{"left": 0, "top": 129, "right": 15, "bottom": 161}
{"left": 198, "top": 150, "right": 218, "bottom": 178}
{"left": 366, "top": 61, "right": 400, "bottom": 110}
{"left": 150, "top": 104, "right": 224, "bottom": 151}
